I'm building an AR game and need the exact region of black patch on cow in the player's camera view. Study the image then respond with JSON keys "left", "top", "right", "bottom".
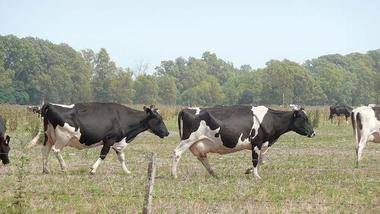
{"left": 372, "top": 107, "right": 380, "bottom": 121}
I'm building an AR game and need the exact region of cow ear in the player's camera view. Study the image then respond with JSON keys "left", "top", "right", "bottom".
{"left": 143, "top": 106, "right": 152, "bottom": 114}
{"left": 5, "top": 135, "right": 10, "bottom": 144}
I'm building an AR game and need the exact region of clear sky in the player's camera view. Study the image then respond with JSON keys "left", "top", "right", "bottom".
{"left": 1, "top": 0, "right": 379, "bottom": 72}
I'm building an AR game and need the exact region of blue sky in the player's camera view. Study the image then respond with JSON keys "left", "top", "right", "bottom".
{"left": 1, "top": 0, "right": 379, "bottom": 72}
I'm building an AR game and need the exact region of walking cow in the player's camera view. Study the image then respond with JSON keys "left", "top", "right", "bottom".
{"left": 351, "top": 106, "right": 380, "bottom": 167}
{"left": 329, "top": 105, "right": 352, "bottom": 123}
{"left": 172, "top": 105, "right": 316, "bottom": 180}
{"left": 34, "top": 103, "right": 169, "bottom": 174}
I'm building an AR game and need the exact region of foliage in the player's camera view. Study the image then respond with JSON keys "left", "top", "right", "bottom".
{"left": 0, "top": 34, "right": 379, "bottom": 106}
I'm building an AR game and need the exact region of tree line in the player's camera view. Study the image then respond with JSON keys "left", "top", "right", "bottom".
{"left": 0, "top": 35, "right": 379, "bottom": 106}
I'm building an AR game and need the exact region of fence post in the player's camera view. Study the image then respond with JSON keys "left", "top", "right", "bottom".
{"left": 143, "top": 153, "right": 156, "bottom": 214}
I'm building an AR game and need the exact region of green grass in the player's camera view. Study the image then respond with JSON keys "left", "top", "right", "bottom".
{"left": 0, "top": 105, "right": 379, "bottom": 213}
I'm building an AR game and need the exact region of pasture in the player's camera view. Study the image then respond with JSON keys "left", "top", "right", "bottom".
{"left": 0, "top": 105, "right": 379, "bottom": 213}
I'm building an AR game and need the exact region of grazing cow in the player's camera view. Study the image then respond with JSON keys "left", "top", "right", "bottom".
{"left": 27, "top": 105, "right": 42, "bottom": 115}
{"left": 329, "top": 105, "right": 353, "bottom": 122}
{"left": 37, "top": 103, "right": 169, "bottom": 174}
{"left": 172, "top": 105, "right": 315, "bottom": 180}
{"left": 351, "top": 106, "right": 380, "bottom": 167}
{"left": 0, "top": 116, "right": 11, "bottom": 165}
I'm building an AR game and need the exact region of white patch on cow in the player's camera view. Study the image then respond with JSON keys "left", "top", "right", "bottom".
{"left": 90, "top": 158, "right": 102, "bottom": 174}
{"left": 112, "top": 137, "right": 128, "bottom": 152}
{"left": 253, "top": 146, "right": 260, "bottom": 154}
{"left": 187, "top": 107, "right": 201, "bottom": 115}
{"left": 262, "top": 141, "right": 269, "bottom": 148}
{"left": 51, "top": 103, "right": 75, "bottom": 108}
{"left": 188, "top": 120, "right": 256, "bottom": 157}
{"left": 250, "top": 106, "right": 269, "bottom": 140}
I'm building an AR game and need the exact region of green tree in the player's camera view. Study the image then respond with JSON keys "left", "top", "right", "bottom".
{"left": 157, "top": 75, "right": 177, "bottom": 105}
{"left": 133, "top": 75, "right": 159, "bottom": 104}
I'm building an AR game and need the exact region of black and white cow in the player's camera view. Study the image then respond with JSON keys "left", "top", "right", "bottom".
{"left": 351, "top": 106, "right": 380, "bottom": 167}
{"left": 0, "top": 116, "right": 11, "bottom": 165}
{"left": 172, "top": 105, "right": 315, "bottom": 180}
{"left": 329, "top": 105, "right": 353, "bottom": 122}
{"left": 35, "top": 103, "right": 169, "bottom": 174}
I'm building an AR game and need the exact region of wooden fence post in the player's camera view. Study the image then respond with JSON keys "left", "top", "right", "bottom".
{"left": 143, "top": 153, "right": 156, "bottom": 214}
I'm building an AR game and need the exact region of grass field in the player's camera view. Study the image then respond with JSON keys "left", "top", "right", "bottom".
{"left": 0, "top": 105, "right": 379, "bottom": 213}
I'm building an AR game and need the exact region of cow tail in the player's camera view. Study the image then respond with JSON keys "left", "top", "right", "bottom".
{"left": 356, "top": 112, "right": 362, "bottom": 143}
{"left": 178, "top": 110, "right": 183, "bottom": 139}
{"left": 27, "top": 104, "right": 50, "bottom": 149}
{"left": 351, "top": 112, "right": 357, "bottom": 144}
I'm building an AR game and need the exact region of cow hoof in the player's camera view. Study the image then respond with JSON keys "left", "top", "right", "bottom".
{"left": 210, "top": 173, "right": 218, "bottom": 179}
{"left": 124, "top": 170, "right": 131, "bottom": 174}
{"left": 90, "top": 168, "right": 96, "bottom": 175}
{"left": 245, "top": 168, "right": 253, "bottom": 174}
{"left": 43, "top": 169, "right": 50, "bottom": 174}
{"left": 253, "top": 176, "right": 262, "bottom": 182}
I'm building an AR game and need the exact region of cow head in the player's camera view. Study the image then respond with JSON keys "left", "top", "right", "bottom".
{"left": 144, "top": 105, "right": 170, "bottom": 138}
{"left": 0, "top": 135, "right": 10, "bottom": 164}
{"left": 291, "top": 108, "right": 315, "bottom": 138}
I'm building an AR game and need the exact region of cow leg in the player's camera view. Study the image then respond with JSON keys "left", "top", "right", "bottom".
{"left": 260, "top": 146, "right": 270, "bottom": 164}
{"left": 197, "top": 155, "right": 216, "bottom": 177}
{"left": 260, "top": 141, "right": 271, "bottom": 164}
{"left": 245, "top": 141, "right": 271, "bottom": 174}
{"left": 90, "top": 142, "right": 112, "bottom": 174}
{"left": 172, "top": 139, "right": 194, "bottom": 178}
{"left": 51, "top": 139, "right": 68, "bottom": 171}
{"left": 356, "top": 135, "right": 369, "bottom": 167}
{"left": 251, "top": 146, "right": 261, "bottom": 180}
{"left": 42, "top": 134, "right": 53, "bottom": 174}
{"left": 114, "top": 150, "right": 131, "bottom": 174}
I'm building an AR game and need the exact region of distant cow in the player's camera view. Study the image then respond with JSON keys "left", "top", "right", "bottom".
{"left": 34, "top": 103, "right": 169, "bottom": 174}
{"left": 0, "top": 116, "right": 11, "bottom": 165}
{"left": 27, "top": 105, "right": 42, "bottom": 115}
{"left": 172, "top": 105, "right": 315, "bottom": 180}
{"left": 351, "top": 106, "right": 380, "bottom": 167}
{"left": 329, "top": 105, "right": 353, "bottom": 122}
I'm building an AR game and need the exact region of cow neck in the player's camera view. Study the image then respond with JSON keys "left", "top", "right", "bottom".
{"left": 269, "top": 110, "right": 294, "bottom": 138}
{"left": 124, "top": 111, "right": 150, "bottom": 140}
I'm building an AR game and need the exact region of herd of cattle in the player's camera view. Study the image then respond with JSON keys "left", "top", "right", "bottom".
{"left": 0, "top": 103, "right": 379, "bottom": 180}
